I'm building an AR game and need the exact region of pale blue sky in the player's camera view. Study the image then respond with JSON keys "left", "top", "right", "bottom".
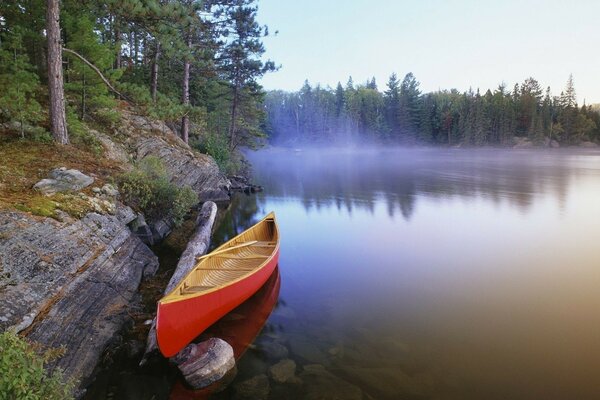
{"left": 257, "top": 0, "right": 600, "bottom": 103}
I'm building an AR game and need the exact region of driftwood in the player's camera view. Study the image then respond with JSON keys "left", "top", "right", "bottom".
{"left": 141, "top": 201, "right": 218, "bottom": 363}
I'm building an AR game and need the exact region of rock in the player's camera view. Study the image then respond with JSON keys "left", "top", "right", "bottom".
{"left": 130, "top": 213, "right": 154, "bottom": 246}
{"left": 512, "top": 137, "right": 534, "bottom": 149}
{"left": 259, "top": 341, "right": 289, "bottom": 360}
{"left": 550, "top": 139, "right": 560, "bottom": 148}
{"left": 289, "top": 337, "right": 328, "bottom": 364}
{"left": 233, "top": 374, "right": 270, "bottom": 400}
{"left": 337, "top": 367, "right": 433, "bottom": 398}
{"left": 33, "top": 167, "right": 94, "bottom": 195}
{"left": 115, "top": 109, "right": 230, "bottom": 202}
{"left": 300, "top": 364, "right": 362, "bottom": 400}
{"left": 269, "top": 359, "right": 297, "bottom": 383}
{"left": 580, "top": 141, "right": 598, "bottom": 148}
{"left": 0, "top": 205, "right": 159, "bottom": 394}
{"left": 171, "top": 338, "right": 236, "bottom": 390}
{"left": 101, "top": 183, "right": 119, "bottom": 197}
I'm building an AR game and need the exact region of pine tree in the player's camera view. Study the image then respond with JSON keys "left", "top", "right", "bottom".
{"left": 0, "top": 28, "right": 43, "bottom": 138}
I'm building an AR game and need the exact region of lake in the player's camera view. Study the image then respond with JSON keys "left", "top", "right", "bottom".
{"left": 210, "top": 147, "right": 600, "bottom": 399}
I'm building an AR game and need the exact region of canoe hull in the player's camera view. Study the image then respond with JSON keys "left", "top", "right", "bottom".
{"left": 156, "top": 248, "right": 279, "bottom": 357}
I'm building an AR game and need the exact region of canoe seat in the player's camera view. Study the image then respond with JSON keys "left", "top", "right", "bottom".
{"left": 252, "top": 241, "right": 276, "bottom": 248}
{"left": 214, "top": 254, "right": 269, "bottom": 259}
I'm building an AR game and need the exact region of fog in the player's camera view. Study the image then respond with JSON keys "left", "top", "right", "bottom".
{"left": 245, "top": 146, "right": 594, "bottom": 220}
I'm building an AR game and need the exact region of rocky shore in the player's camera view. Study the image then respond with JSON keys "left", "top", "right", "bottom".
{"left": 0, "top": 109, "right": 235, "bottom": 396}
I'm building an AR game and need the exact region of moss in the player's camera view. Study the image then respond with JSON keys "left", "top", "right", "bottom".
{"left": 14, "top": 196, "right": 58, "bottom": 218}
{"left": 0, "top": 139, "right": 123, "bottom": 217}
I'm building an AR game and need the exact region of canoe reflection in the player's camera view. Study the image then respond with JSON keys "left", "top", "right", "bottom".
{"left": 169, "top": 266, "right": 281, "bottom": 399}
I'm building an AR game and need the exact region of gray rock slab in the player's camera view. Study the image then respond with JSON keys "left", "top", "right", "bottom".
{"left": 0, "top": 207, "right": 158, "bottom": 393}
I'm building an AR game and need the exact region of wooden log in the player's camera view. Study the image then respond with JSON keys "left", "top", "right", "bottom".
{"left": 141, "top": 201, "right": 218, "bottom": 363}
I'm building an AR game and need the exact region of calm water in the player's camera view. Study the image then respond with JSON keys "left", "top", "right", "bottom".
{"left": 211, "top": 147, "right": 600, "bottom": 399}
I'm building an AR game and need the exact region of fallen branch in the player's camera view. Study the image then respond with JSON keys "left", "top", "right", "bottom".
{"left": 62, "top": 47, "right": 134, "bottom": 103}
{"left": 140, "top": 201, "right": 218, "bottom": 364}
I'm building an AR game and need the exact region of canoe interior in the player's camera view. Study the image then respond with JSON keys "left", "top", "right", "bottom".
{"left": 160, "top": 214, "right": 278, "bottom": 304}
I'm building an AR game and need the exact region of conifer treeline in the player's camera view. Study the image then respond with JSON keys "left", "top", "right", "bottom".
{"left": 0, "top": 0, "right": 274, "bottom": 161}
{"left": 265, "top": 73, "right": 600, "bottom": 146}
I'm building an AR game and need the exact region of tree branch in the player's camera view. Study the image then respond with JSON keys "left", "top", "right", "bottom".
{"left": 62, "top": 47, "right": 134, "bottom": 104}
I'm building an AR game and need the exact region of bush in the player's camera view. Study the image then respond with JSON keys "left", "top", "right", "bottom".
{"left": 192, "top": 132, "right": 238, "bottom": 173}
{"left": 117, "top": 156, "right": 198, "bottom": 226}
{"left": 66, "top": 107, "right": 103, "bottom": 155}
{"left": 0, "top": 331, "right": 74, "bottom": 400}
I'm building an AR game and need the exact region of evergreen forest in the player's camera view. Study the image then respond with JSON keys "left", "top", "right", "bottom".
{"left": 1, "top": 0, "right": 274, "bottom": 171}
{"left": 265, "top": 74, "right": 600, "bottom": 146}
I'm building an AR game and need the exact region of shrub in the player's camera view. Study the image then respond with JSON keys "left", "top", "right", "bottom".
{"left": 66, "top": 107, "right": 103, "bottom": 155}
{"left": 117, "top": 156, "right": 198, "bottom": 226}
{"left": 0, "top": 331, "right": 75, "bottom": 400}
{"left": 192, "top": 132, "right": 237, "bottom": 173}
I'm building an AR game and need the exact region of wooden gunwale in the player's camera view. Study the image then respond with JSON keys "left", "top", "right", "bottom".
{"left": 159, "top": 212, "right": 278, "bottom": 305}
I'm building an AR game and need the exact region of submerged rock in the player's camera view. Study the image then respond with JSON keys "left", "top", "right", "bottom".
{"left": 289, "top": 337, "right": 328, "bottom": 364}
{"left": 268, "top": 359, "right": 297, "bottom": 383}
{"left": 233, "top": 374, "right": 270, "bottom": 400}
{"left": 171, "top": 338, "right": 236, "bottom": 390}
{"left": 337, "top": 366, "right": 434, "bottom": 398}
{"left": 259, "top": 341, "right": 289, "bottom": 360}
{"left": 33, "top": 167, "right": 94, "bottom": 195}
{"left": 300, "top": 364, "right": 362, "bottom": 400}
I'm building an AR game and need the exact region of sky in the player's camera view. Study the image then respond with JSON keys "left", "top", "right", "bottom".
{"left": 257, "top": 0, "right": 600, "bottom": 104}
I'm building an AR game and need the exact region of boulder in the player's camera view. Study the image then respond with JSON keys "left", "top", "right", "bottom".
{"left": 580, "top": 141, "right": 598, "bottom": 148}
{"left": 550, "top": 139, "right": 560, "bottom": 148}
{"left": 33, "top": 167, "right": 94, "bottom": 195}
{"left": 171, "top": 338, "right": 236, "bottom": 390}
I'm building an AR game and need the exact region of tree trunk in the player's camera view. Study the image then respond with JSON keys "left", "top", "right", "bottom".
{"left": 46, "top": 0, "right": 68, "bottom": 144}
{"left": 114, "top": 20, "right": 121, "bottom": 70}
{"left": 228, "top": 85, "right": 239, "bottom": 150}
{"left": 181, "top": 34, "right": 192, "bottom": 144}
{"left": 151, "top": 41, "right": 161, "bottom": 103}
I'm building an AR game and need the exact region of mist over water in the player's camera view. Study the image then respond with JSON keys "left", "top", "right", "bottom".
{"left": 215, "top": 147, "right": 600, "bottom": 399}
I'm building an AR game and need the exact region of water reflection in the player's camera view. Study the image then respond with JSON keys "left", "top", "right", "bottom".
{"left": 248, "top": 148, "right": 580, "bottom": 219}
{"left": 170, "top": 268, "right": 281, "bottom": 399}
{"left": 215, "top": 147, "right": 600, "bottom": 400}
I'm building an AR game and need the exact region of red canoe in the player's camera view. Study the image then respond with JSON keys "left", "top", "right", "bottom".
{"left": 169, "top": 267, "right": 281, "bottom": 399}
{"left": 156, "top": 212, "right": 280, "bottom": 357}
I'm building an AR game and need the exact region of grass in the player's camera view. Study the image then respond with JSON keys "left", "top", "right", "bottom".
{"left": 0, "top": 131, "right": 124, "bottom": 218}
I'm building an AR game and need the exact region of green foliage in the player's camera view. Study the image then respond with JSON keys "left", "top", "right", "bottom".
{"left": 266, "top": 74, "right": 599, "bottom": 146}
{"left": 117, "top": 156, "right": 198, "bottom": 226}
{"left": 192, "top": 132, "right": 236, "bottom": 173}
{"left": 66, "top": 108, "right": 104, "bottom": 155}
{"left": 0, "top": 28, "right": 44, "bottom": 138}
{"left": 0, "top": 331, "right": 75, "bottom": 400}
